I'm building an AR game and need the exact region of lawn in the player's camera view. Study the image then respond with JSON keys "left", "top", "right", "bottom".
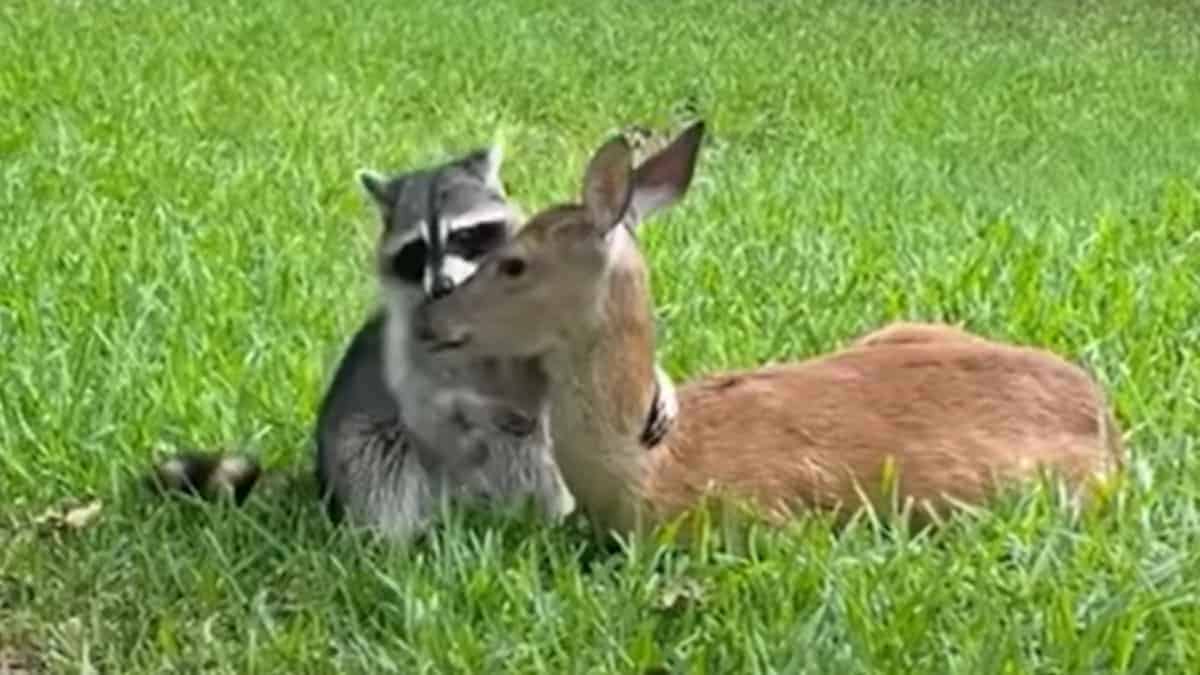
{"left": 3, "top": 0, "right": 1200, "bottom": 671}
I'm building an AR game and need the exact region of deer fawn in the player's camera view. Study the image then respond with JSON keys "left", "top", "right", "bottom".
{"left": 414, "top": 121, "right": 1125, "bottom": 539}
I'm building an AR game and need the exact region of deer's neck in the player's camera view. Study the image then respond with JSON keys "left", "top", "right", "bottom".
{"left": 541, "top": 233, "right": 660, "bottom": 535}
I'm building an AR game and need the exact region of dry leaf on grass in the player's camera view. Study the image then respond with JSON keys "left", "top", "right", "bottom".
{"left": 32, "top": 499, "right": 103, "bottom": 533}
{"left": 0, "top": 644, "right": 42, "bottom": 675}
{"left": 622, "top": 124, "right": 671, "bottom": 165}
{"left": 653, "top": 577, "right": 707, "bottom": 614}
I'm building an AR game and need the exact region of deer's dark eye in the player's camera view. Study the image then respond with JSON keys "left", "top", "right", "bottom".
{"left": 389, "top": 239, "right": 427, "bottom": 283}
{"left": 448, "top": 221, "right": 506, "bottom": 260}
{"left": 498, "top": 258, "right": 526, "bottom": 278}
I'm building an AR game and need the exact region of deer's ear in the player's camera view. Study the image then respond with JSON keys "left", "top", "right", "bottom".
{"left": 358, "top": 169, "right": 401, "bottom": 211}
{"left": 626, "top": 120, "right": 705, "bottom": 229}
{"left": 581, "top": 136, "right": 634, "bottom": 233}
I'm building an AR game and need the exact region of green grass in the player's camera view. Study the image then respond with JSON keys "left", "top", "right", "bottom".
{"left": 3, "top": 0, "right": 1200, "bottom": 671}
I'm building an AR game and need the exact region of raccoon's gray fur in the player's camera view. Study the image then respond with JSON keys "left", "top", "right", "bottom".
{"left": 307, "top": 145, "right": 574, "bottom": 542}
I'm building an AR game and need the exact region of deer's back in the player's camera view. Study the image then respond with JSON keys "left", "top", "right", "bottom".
{"left": 645, "top": 337, "right": 1122, "bottom": 523}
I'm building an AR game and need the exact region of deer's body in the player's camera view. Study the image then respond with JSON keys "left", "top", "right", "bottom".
{"left": 417, "top": 122, "right": 1125, "bottom": 539}
{"left": 644, "top": 337, "right": 1118, "bottom": 530}
{"left": 535, "top": 247, "right": 1121, "bottom": 536}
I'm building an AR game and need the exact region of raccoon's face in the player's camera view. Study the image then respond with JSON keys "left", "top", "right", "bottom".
{"left": 360, "top": 145, "right": 520, "bottom": 301}
{"left": 381, "top": 191, "right": 516, "bottom": 300}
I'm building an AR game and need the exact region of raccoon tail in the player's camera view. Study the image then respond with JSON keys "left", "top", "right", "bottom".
{"left": 146, "top": 451, "right": 263, "bottom": 505}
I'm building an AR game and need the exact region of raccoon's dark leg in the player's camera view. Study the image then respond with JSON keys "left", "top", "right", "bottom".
{"left": 313, "top": 311, "right": 396, "bottom": 523}
{"left": 326, "top": 412, "right": 439, "bottom": 541}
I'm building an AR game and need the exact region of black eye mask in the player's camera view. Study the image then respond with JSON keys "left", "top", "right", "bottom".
{"left": 389, "top": 239, "right": 428, "bottom": 283}
{"left": 447, "top": 220, "right": 507, "bottom": 260}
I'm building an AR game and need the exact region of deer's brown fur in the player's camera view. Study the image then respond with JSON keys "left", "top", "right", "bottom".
{"left": 641, "top": 336, "right": 1122, "bottom": 529}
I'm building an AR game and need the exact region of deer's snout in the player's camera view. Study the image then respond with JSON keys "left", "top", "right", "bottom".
{"left": 414, "top": 300, "right": 469, "bottom": 351}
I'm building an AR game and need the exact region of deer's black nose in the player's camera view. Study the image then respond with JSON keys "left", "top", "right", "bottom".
{"left": 430, "top": 274, "right": 455, "bottom": 299}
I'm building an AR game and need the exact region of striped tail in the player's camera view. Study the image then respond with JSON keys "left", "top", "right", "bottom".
{"left": 147, "top": 451, "right": 263, "bottom": 505}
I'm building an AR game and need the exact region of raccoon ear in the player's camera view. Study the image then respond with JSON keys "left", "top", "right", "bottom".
{"left": 458, "top": 145, "right": 504, "bottom": 191}
{"left": 357, "top": 169, "right": 400, "bottom": 210}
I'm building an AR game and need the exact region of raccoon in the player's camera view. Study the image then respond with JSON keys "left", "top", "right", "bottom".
{"left": 313, "top": 145, "right": 576, "bottom": 540}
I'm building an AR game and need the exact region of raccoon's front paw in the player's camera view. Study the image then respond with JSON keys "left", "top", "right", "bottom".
{"left": 492, "top": 409, "right": 536, "bottom": 437}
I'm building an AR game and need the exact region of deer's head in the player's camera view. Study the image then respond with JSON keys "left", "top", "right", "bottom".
{"left": 416, "top": 121, "right": 706, "bottom": 360}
